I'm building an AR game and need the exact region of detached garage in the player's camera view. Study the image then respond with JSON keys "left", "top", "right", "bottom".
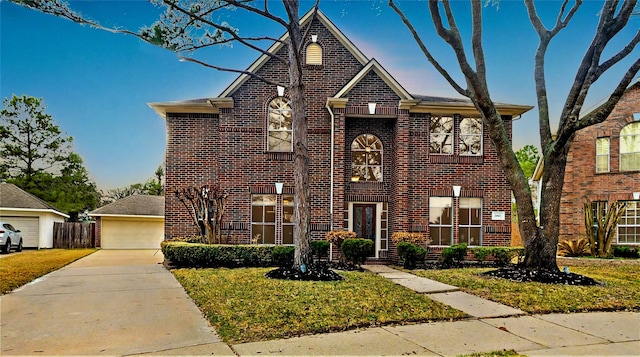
{"left": 90, "top": 195, "right": 164, "bottom": 249}
{"left": 0, "top": 183, "right": 69, "bottom": 248}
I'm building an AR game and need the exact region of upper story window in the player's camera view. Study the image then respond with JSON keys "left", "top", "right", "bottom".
{"left": 596, "top": 137, "right": 610, "bottom": 173}
{"left": 268, "top": 97, "right": 293, "bottom": 152}
{"left": 459, "top": 117, "right": 482, "bottom": 156}
{"left": 351, "top": 134, "right": 383, "bottom": 182}
{"left": 305, "top": 43, "right": 322, "bottom": 65}
{"left": 620, "top": 122, "right": 639, "bottom": 171}
{"left": 430, "top": 116, "right": 453, "bottom": 154}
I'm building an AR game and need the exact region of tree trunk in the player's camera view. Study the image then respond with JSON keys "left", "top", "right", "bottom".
{"left": 286, "top": 2, "right": 311, "bottom": 271}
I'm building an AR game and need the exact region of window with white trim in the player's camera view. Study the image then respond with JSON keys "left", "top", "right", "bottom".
{"left": 351, "top": 134, "right": 383, "bottom": 182}
{"left": 459, "top": 198, "right": 482, "bottom": 246}
{"left": 430, "top": 116, "right": 453, "bottom": 154}
{"left": 251, "top": 195, "right": 276, "bottom": 244}
{"left": 459, "top": 117, "right": 482, "bottom": 156}
{"left": 596, "top": 137, "right": 610, "bottom": 173}
{"left": 429, "top": 197, "right": 452, "bottom": 245}
{"left": 282, "top": 194, "right": 294, "bottom": 244}
{"left": 268, "top": 97, "right": 293, "bottom": 152}
{"left": 618, "top": 201, "right": 639, "bottom": 244}
{"left": 620, "top": 122, "right": 639, "bottom": 171}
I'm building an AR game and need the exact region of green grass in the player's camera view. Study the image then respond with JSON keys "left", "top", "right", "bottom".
{"left": 0, "top": 249, "right": 96, "bottom": 294}
{"left": 172, "top": 267, "right": 466, "bottom": 343}
{"left": 410, "top": 265, "right": 640, "bottom": 313}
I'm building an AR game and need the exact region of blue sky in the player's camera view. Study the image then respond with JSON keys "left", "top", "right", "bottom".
{"left": 2, "top": 0, "right": 638, "bottom": 190}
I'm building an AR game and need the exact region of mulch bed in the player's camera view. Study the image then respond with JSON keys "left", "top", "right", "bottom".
{"left": 481, "top": 265, "right": 599, "bottom": 286}
{"left": 265, "top": 262, "right": 344, "bottom": 281}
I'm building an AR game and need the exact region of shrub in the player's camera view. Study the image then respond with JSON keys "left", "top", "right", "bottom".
{"left": 161, "top": 241, "right": 275, "bottom": 268}
{"left": 492, "top": 247, "right": 522, "bottom": 266}
{"left": 396, "top": 242, "right": 428, "bottom": 269}
{"left": 391, "top": 232, "right": 429, "bottom": 245}
{"left": 613, "top": 246, "right": 640, "bottom": 258}
{"left": 310, "top": 240, "right": 330, "bottom": 260}
{"left": 558, "top": 238, "right": 591, "bottom": 257}
{"left": 341, "top": 238, "right": 373, "bottom": 266}
{"left": 439, "top": 243, "right": 467, "bottom": 266}
{"left": 325, "top": 230, "right": 357, "bottom": 248}
{"left": 471, "top": 247, "right": 492, "bottom": 262}
{"left": 271, "top": 246, "right": 295, "bottom": 267}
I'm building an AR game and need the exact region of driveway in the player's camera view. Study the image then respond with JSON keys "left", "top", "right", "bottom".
{"left": 0, "top": 249, "right": 234, "bottom": 356}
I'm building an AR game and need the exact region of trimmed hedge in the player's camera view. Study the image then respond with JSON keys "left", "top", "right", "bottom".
{"left": 397, "top": 242, "right": 428, "bottom": 269}
{"left": 341, "top": 238, "right": 373, "bottom": 266}
{"left": 162, "top": 241, "right": 277, "bottom": 268}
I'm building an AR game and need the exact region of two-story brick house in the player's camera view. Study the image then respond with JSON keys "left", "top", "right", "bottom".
{"left": 556, "top": 80, "right": 640, "bottom": 245}
{"left": 149, "top": 10, "right": 532, "bottom": 261}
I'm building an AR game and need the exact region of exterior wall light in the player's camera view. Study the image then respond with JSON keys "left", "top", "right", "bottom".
{"left": 275, "top": 182, "right": 283, "bottom": 195}
{"left": 453, "top": 185, "right": 461, "bottom": 197}
{"left": 633, "top": 192, "right": 640, "bottom": 200}
{"left": 311, "top": 34, "right": 318, "bottom": 43}
{"left": 368, "top": 103, "right": 377, "bottom": 115}
{"left": 351, "top": 176, "right": 360, "bottom": 182}
{"left": 277, "top": 86, "right": 285, "bottom": 97}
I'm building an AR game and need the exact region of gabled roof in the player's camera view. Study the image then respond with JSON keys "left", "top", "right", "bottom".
{"left": 333, "top": 59, "right": 413, "bottom": 101}
{"left": 90, "top": 195, "right": 164, "bottom": 218}
{"left": 219, "top": 9, "right": 368, "bottom": 98}
{"left": 0, "top": 183, "right": 69, "bottom": 218}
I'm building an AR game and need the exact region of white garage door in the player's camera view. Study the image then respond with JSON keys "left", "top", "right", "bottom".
{"left": 101, "top": 218, "right": 164, "bottom": 249}
{"left": 3, "top": 217, "right": 39, "bottom": 248}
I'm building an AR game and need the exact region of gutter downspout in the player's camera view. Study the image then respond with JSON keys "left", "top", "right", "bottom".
{"left": 325, "top": 100, "right": 335, "bottom": 262}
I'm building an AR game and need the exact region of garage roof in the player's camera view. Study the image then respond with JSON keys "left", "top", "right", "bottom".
{"left": 90, "top": 195, "right": 164, "bottom": 218}
{"left": 0, "top": 183, "right": 69, "bottom": 217}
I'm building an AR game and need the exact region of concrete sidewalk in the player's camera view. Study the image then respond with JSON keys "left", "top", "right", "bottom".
{"left": 2, "top": 251, "right": 638, "bottom": 356}
{"left": 0, "top": 250, "right": 234, "bottom": 356}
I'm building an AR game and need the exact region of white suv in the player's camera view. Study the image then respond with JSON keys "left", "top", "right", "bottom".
{"left": 0, "top": 222, "right": 24, "bottom": 253}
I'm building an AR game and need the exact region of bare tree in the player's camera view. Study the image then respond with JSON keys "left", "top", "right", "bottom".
{"left": 390, "top": 0, "right": 639, "bottom": 271}
{"left": 175, "top": 185, "right": 228, "bottom": 244}
{"left": 12, "top": 0, "right": 316, "bottom": 271}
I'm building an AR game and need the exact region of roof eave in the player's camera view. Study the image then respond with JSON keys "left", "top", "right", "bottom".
{"left": 89, "top": 214, "right": 164, "bottom": 219}
{"left": 148, "top": 98, "right": 233, "bottom": 119}
{"left": 401, "top": 100, "right": 533, "bottom": 116}
{"left": 0, "top": 207, "right": 70, "bottom": 218}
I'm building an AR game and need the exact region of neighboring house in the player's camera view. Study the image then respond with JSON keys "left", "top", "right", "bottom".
{"left": 90, "top": 195, "right": 164, "bottom": 249}
{"left": 149, "top": 10, "right": 532, "bottom": 262}
{"left": 533, "top": 81, "right": 640, "bottom": 245}
{"left": 0, "top": 183, "right": 69, "bottom": 248}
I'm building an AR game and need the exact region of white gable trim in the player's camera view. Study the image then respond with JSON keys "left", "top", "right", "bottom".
{"left": 219, "top": 9, "right": 369, "bottom": 98}
{"left": 333, "top": 59, "right": 414, "bottom": 101}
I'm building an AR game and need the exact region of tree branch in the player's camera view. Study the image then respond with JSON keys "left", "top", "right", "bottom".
{"left": 388, "top": 0, "right": 467, "bottom": 96}
{"left": 178, "top": 55, "right": 285, "bottom": 87}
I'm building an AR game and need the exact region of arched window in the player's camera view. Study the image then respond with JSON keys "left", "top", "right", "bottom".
{"left": 267, "top": 97, "right": 292, "bottom": 152}
{"left": 620, "top": 122, "right": 639, "bottom": 171}
{"left": 306, "top": 43, "right": 322, "bottom": 65}
{"left": 351, "top": 134, "right": 383, "bottom": 182}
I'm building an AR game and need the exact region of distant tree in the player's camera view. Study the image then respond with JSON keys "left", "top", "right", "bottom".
{"left": 12, "top": 0, "right": 316, "bottom": 272}
{"left": 103, "top": 165, "right": 164, "bottom": 204}
{"left": 390, "top": 0, "right": 639, "bottom": 271}
{"left": 0, "top": 95, "right": 72, "bottom": 184}
{"left": 515, "top": 145, "right": 540, "bottom": 179}
{"left": 1, "top": 95, "right": 100, "bottom": 220}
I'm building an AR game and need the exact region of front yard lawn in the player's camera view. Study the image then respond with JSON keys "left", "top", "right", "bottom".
{"left": 0, "top": 249, "right": 96, "bottom": 294}
{"left": 411, "top": 265, "right": 640, "bottom": 313}
{"left": 172, "top": 267, "right": 466, "bottom": 343}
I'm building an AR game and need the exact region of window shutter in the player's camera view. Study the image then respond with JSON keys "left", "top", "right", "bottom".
{"left": 306, "top": 43, "right": 322, "bottom": 65}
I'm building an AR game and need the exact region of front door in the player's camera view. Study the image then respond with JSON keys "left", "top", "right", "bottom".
{"left": 353, "top": 204, "right": 376, "bottom": 257}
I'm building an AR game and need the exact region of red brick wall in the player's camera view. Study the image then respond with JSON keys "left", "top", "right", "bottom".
{"left": 163, "top": 16, "right": 515, "bottom": 256}
{"left": 560, "top": 83, "right": 640, "bottom": 241}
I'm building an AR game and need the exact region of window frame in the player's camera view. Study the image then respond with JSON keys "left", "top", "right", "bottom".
{"left": 351, "top": 134, "right": 383, "bottom": 182}
{"left": 305, "top": 42, "right": 322, "bottom": 65}
{"left": 620, "top": 122, "right": 640, "bottom": 171}
{"left": 459, "top": 117, "right": 483, "bottom": 156}
{"left": 251, "top": 194, "right": 277, "bottom": 244}
{"left": 267, "top": 97, "right": 293, "bottom": 152}
{"left": 596, "top": 137, "right": 610, "bottom": 173}
{"left": 618, "top": 200, "right": 639, "bottom": 244}
{"left": 429, "top": 197, "right": 453, "bottom": 246}
{"left": 459, "top": 197, "right": 483, "bottom": 246}
{"left": 429, "top": 115, "right": 454, "bottom": 155}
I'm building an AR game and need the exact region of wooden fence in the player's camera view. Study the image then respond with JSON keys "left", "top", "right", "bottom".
{"left": 53, "top": 222, "right": 96, "bottom": 248}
